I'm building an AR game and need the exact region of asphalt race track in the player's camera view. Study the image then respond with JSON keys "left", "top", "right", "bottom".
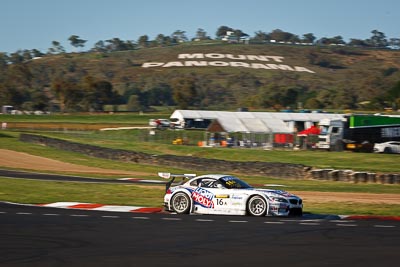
{"left": 0, "top": 169, "right": 141, "bottom": 184}
{"left": 1, "top": 202, "right": 399, "bottom": 267}
{"left": 1, "top": 169, "right": 400, "bottom": 266}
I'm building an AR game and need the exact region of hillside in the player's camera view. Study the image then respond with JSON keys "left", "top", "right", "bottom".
{"left": 3, "top": 42, "right": 400, "bottom": 112}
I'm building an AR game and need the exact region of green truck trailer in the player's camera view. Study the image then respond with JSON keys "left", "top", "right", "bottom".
{"left": 316, "top": 114, "right": 400, "bottom": 152}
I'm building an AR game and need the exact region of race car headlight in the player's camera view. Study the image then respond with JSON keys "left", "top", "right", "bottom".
{"left": 271, "top": 197, "right": 288, "bottom": 203}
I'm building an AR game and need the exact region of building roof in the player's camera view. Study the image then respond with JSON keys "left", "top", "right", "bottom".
{"left": 170, "top": 110, "right": 344, "bottom": 133}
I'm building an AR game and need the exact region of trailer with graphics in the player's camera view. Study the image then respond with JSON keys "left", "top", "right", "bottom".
{"left": 316, "top": 115, "right": 400, "bottom": 152}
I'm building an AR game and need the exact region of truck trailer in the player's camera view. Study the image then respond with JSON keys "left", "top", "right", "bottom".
{"left": 316, "top": 114, "right": 400, "bottom": 152}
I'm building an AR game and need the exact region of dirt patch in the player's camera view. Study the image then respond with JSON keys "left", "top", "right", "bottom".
{"left": 0, "top": 149, "right": 147, "bottom": 176}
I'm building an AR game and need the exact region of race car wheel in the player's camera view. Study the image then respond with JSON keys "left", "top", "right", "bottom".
{"left": 171, "top": 192, "right": 191, "bottom": 214}
{"left": 247, "top": 195, "right": 267, "bottom": 216}
{"left": 384, "top": 147, "right": 392, "bottom": 154}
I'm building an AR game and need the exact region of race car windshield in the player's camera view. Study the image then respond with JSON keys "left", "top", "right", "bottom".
{"left": 219, "top": 176, "right": 252, "bottom": 189}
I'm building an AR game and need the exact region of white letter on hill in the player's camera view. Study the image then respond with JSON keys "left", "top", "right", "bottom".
{"left": 205, "top": 53, "right": 225, "bottom": 59}
{"left": 142, "top": 62, "right": 164, "bottom": 68}
{"left": 294, "top": 66, "right": 315, "bottom": 73}
{"left": 209, "top": 61, "right": 229, "bottom": 66}
{"left": 230, "top": 62, "right": 250, "bottom": 67}
{"left": 185, "top": 61, "right": 208, "bottom": 66}
{"left": 163, "top": 62, "right": 184, "bottom": 67}
{"left": 178, "top": 54, "right": 204, "bottom": 59}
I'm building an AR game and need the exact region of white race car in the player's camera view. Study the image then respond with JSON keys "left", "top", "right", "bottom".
{"left": 373, "top": 141, "right": 400, "bottom": 154}
{"left": 160, "top": 173, "right": 303, "bottom": 217}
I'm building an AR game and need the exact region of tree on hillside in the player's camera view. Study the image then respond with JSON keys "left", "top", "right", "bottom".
{"left": 127, "top": 94, "right": 141, "bottom": 111}
{"left": 269, "top": 29, "right": 299, "bottom": 42}
{"left": 51, "top": 77, "right": 81, "bottom": 112}
{"left": 80, "top": 76, "right": 116, "bottom": 111}
{"left": 0, "top": 53, "right": 9, "bottom": 68}
{"left": 172, "top": 30, "right": 188, "bottom": 43}
{"left": 0, "top": 84, "right": 29, "bottom": 108}
{"left": 317, "top": 36, "right": 345, "bottom": 45}
{"left": 348, "top": 38, "right": 368, "bottom": 47}
{"left": 8, "top": 51, "right": 24, "bottom": 64}
{"left": 252, "top": 31, "right": 269, "bottom": 42}
{"left": 302, "top": 33, "right": 316, "bottom": 43}
{"left": 155, "top": 34, "right": 167, "bottom": 46}
{"left": 389, "top": 38, "right": 400, "bottom": 49}
{"left": 195, "top": 28, "right": 209, "bottom": 40}
{"left": 368, "top": 30, "right": 388, "bottom": 48}
{"left": 68, "top": 35, "right": 87, "bottom": 50}
{"left": 385, "top": 80, "right": 400, "bottom": 110}
{"left": 171, "top": 77, "right": 197, "bottom": 109}
{"left": 147, "top": 84, "right": 174, "bottom": 106}
{"left": 92, "top": 40, "right": 107, "bottom": 52}
{"left": 31, "top": 49, "right": 44, "bottom": 58}
{"left": 7, "top": 63, "right": 32, "bottom": 88}
{"left": 48, "top": 41, "right": 65, "bottom": 54}
{"left": 105, "top": 38, "right": 136, "bottom": 51}
{"left": 304, "top": 98, "right": 323, "bottom": 109}
{"left": 138, "top": 35, "right": 149, "bottom": 48}
{"left": 216, "top": 26, "right": 234, "bottom": 38}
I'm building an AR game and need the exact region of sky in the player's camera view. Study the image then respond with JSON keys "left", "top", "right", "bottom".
{"left": 1, "top": 0, "right": 399, "bottom": 53}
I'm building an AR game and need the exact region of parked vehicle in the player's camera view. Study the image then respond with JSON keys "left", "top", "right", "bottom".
{"left": 316, "top": 115, "right": 400, "bottom": 152}
{"left": 373, "top": 141, "right": 400, "bottom": 154}
{"left": 149, "top": 119, "right": 171, "bottom": 129}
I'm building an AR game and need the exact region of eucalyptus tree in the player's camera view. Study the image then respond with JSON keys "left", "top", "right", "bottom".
{"left": 68, "top": 35, "right": 87, "bottom": 50}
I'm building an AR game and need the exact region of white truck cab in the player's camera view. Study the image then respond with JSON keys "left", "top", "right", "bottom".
{"left": 317, "top": 118, "right": 345, "bottom": 150}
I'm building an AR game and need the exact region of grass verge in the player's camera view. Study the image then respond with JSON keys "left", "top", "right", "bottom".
{"left": 1, "top": 177, "right": 399, "bottom": 216}
{"left": 1, "top": 130, "right": 400, "bottom": 216}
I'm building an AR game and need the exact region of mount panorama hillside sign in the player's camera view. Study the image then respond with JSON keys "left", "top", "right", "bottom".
{"left": 142, "top": 53, "right": 315, "bottom": 74}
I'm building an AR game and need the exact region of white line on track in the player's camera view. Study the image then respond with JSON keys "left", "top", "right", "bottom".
{"left": 228, "top": 220, "right": 248, "bottom": 223}
{"left": 42, "top": 213, "right": 60, "bottom": 216}
{"left": 195, "top": 219, "right": 214, "bottom": 222}
{"left": 16, "top": 212, "right": 32, "bottom": 215}
{"left": 330, "top": 220, "right": 355, "bottom": 223}
{"left": 132, "top": 216, "right": 150, "bottom": 220}
{"left": 0, "top": 211, "right": 7, "bottom": 214}
{"left": 264, "top": 221, "right": 285, "bottom": 224}
{"left": 336, "top": 224, "right": 358, "bottom": 227}
{"left": 300, "top": 222, "right": 320, "bottom": 226}
{"left": 102, "top": 215, "right": 119, "bottom": 218}
{"left": 162, "top": 217, "right": 182, "bottom": 221}
{"left": 70, "top": 214, "right": 89, "bottom": 217}
{"left": 374, "top": 225, "right": 396, "bottom": 228}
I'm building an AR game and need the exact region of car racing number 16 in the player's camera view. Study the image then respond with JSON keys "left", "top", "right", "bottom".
{"left": 215, "top": 194, "right": 229, "bottom": 206}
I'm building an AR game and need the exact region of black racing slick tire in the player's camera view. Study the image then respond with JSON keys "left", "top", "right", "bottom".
{"left": 247, "top": 195, "right": 268, "bottom": 216}
{"left": 171, "top": 192, "right": 191, "bottom": 214}
{"left": 384, "top": 147, "right": 392, "bottom": 154}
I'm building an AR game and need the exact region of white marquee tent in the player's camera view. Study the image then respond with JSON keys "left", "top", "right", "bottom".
{"left": 170, "top": 110, "right": 344, "bottom": 134}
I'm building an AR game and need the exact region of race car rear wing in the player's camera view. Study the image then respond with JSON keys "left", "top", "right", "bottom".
{"left": 158, "top": 172, "right": 196, "bottom": 192}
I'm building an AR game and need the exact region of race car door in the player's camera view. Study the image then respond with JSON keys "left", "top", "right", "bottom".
{"left": 191, "top": 179, "right": 236, "bottom": 215}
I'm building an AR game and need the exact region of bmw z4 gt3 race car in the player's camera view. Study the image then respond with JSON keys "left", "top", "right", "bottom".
{"left": 160, "top": 173, "right": 303, "bottom": 217}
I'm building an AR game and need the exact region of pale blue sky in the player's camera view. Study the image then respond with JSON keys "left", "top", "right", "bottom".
{"left": 1, "top": 0, "right": 399, "bottom": 53}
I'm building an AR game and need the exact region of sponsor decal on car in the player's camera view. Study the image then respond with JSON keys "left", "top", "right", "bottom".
{"left": 215, "top": 194, "right": 230, "bottom": 199}
{"left": 192, "top": 187, "right": 214, "bottom": 208}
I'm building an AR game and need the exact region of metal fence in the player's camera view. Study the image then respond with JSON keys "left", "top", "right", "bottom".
{"left": 138, "top": 128, "right": 318, "bottom": 150}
